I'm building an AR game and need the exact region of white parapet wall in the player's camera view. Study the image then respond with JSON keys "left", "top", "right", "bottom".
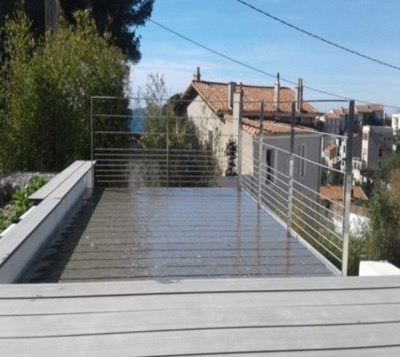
{"left": 0, "top": 161, "right": 95, "bottom": 283}
{"left": 359, "top": 261, "right": 400, "bottom": 276}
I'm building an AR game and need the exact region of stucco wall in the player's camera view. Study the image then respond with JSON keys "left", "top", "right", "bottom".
{"left": 187, "top": 95, "right": 239, "bottom": 174}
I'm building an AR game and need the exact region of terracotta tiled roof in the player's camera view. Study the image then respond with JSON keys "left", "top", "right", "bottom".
{"left": 355, "top": 104, "right": 384, "bottom": 114}
{"left": 333, "top": 108, "right": 349, "bottom": 116}
{"left": 356, "top": 105, "right": 371, "bottom": 113}
{"left": 182, "top": 80, "right": 317, "bottom": 116}
{"left": 242, "top": 118, "right": 316, "bottom": 136}
{"left": 324, "top": 112, "right": 341, "bottom": 120}
{"left": 369, "top": 104, "right": 384, "bottom": 112}
{"left": 320, "top": 185, "right": 368, "bottom": 202}
{"left": 324, "top": 144, "right": 337, "bottom": 152}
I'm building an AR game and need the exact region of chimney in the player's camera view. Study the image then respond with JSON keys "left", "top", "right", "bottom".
{"left": 228, "top": 82, "right": 236, "bottom": 109}
{"left": 232, "top": 84, "right": 243, "bottom": 121}
{"left": 274, "top": 73, "right": 280, "bottom": 111}
{"left": 296, "top": 78, "right": 303, "bottom": 112}
{"left": 193, "top": 67, "right": 201, "bottom": 81}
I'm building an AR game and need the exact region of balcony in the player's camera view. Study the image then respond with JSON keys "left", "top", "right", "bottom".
{"left": 1, "top": 97, "right": 399, "bottom": 355}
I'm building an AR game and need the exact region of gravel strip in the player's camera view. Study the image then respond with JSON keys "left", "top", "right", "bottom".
{"left": 0, "top": 172, "right": 57, "bottom": 189}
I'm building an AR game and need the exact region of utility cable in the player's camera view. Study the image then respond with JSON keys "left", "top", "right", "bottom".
{"left": 236, "top": 0, "right": 400, "bottom": 72}
{"left": 149, "top": 19, "right": 399, "bottom": 109}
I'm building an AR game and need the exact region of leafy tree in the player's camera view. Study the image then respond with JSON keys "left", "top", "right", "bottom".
{"left": 350, "top": 164, "right": 400, "bottom": 273}
{"left": 365, "top": 176, "right": 400, "bottom": 265}
{"left": 314, "top": 120, "right": 324, "bottom": 132}
{"left": 225, "top": 138, "right": 237, "bottom": 176}
{"left": 0, "top": 0, "right": 154, "bottom": 62}
{"left": 138, "top": 74, "right": 219, "bottom": 187}
{"left": 385, "top": 152, "right": 400, "bottom": 174}
{"left": 0, "top": 11, "right": 131, "bottom": 172}
{"left": 362, "top": 112, "right": 383, "bottom": 126}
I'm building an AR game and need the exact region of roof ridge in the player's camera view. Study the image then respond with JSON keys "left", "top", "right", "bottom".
{"left": 193, "top": 79, "right": 291, "bottom": 90}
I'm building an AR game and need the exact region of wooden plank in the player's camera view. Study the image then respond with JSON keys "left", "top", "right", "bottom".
{"left": 2, "top": 323, "right": 400, "bottom": 356}
{"left": 1, "top": 303, "right": 400, "bottom": 338}
{"left": 1, "top": 276, "right": 400, "bottom": 299}
{"left": 29, "top": 161, "right": 86, "bottom": 202}
{"left": 47, "top": 161, "right": 93, "bottom": 199}
{"left": 1, "top": 288, "right": 400, "bottom": 315}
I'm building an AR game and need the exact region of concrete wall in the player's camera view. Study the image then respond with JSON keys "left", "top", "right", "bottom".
{"left": 0, "top": 161, "right": 94, "bottom": 283}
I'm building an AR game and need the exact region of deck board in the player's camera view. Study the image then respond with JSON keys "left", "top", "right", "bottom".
{"left": 0, "top": 277, "right": 400, "bottom": 356}
{"left": 18, "top": 187, "right": 335, "bottom": 283}
{"left": 4, "top": 184, "right": 400, "bottom": 355}
{"left": 2, "top": 276, "right": 400, "bottom": 356}
{"left": 2, "top": 275, "right": 400, "bottom": 297}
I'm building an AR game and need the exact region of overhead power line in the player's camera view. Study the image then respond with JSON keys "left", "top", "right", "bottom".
{"left": 149, "top": 20, "right": 345, "bottom": 98}
{"left": 236, "top": 0, "right": 400, "bottom": 72}
{"left": 149, "top": 19, "right": 399, "bottom": 109}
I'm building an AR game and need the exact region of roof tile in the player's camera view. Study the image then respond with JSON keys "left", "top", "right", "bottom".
{"left": 242, "top": 118, "right": 316, "bottom": 136}
{"left": 320, "top": 185, "right": 368, "bottom": 201}
{"left": 184, "top": 80, "right": 317, "bottom": 115}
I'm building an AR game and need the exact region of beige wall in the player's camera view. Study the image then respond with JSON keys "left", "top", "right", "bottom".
{"left": 186, "top": 95, "right": 239, "bottom": 174}
{"left": 362, "top": 126, "right": 394, "bottom": 170}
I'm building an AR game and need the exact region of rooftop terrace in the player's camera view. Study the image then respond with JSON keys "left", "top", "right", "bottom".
{"left": 2, "top": 97, "right": 399, "bottom": 355}
{"left": 20, "top": 187, "right": 333, "bottom": 283}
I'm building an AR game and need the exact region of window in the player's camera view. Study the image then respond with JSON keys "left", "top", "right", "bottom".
{"left": 299, "top": 144, "right": 306, "bottom": 178}
{"left": 379, "top": 146, "right": 382, "bottom": 157}
{"left": 265, "top": 149, "right": 274, "bottom": 183}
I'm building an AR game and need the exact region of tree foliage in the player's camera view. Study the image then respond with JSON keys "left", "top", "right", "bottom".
{"left": 365, "top": 175, "right": 400, "bottom": 265}
{"left": 138, "top": 74, "right": 220, "bottom": 187}
{"left": 0, "top": 0, "right": 154, "bottom": 63}
{"left": 362, "top": 112, "right": 383, "bottom": 126}
{"left": 348, "top": 163, "right": 400, "bottom": 274}
{"left": 0, "top": 11, "right": 131, "bottom": 172}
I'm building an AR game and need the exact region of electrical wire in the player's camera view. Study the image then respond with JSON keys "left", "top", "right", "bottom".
{"left": 236, "top": 0, "right": 400, "bottom": 72}
{"left": 148, "top": 19, "right": 399, "bottom": 110}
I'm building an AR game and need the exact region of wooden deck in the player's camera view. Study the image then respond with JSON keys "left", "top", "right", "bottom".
{"left": 19, "top": 187, "right": 334, "bottom": 283}
{"left": 2, "top": 276, "right": 400, "bottom": 356}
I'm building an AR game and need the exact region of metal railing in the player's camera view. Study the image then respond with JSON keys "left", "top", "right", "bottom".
{"left": 240, "top": 100, "right": 355, "bottom": 276}
{"left": 91, "top": 96, "right": 355, "bottom": 275}
{"left": 91, "top": 96, "right": 233, "bottom": 187}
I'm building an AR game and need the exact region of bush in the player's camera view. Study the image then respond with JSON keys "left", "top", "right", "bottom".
{"left": 0, "top": 176, "right": 47, "bottom": 232}
{"left": 0, "top": 11, "right": 130, "bottom": 172}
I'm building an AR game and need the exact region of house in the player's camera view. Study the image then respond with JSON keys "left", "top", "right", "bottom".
{"left": 356, "top": 104, "right": 384, "bottom": 124}
{"left": 361, "top": 125, "right": 394, "bottom": 171}
{"left": 181, "top": 68, "right": 319, "bottom": 174}
{"left": 320, "top": 184, "right": 369, "bottom": 234}
{"left": 338, "top": 133, "right": 362, "bottom": 170}
{"left": 181, "top": 68, "right": 322, "bottom": 205}
{"left": 320, "top": 185, "right": 368, "bottom": 205}
{"left": 318, "top": 112, "right": 342, "bottom": 136}
{"left": 324, "top": 143, "right": 338, "bottom": 166}
{"left": 240, "top": 119, "right": 322, "bottom": 203}
{"left": 392, "top": 112, "right": 400, "bottom": 136}
{"left": 321, "top": 104, "right": 384, "bottom": 134}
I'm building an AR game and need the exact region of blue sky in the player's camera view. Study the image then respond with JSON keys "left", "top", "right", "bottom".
{"left": 131, "top": 0, "right": 400, "bottom": 113}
